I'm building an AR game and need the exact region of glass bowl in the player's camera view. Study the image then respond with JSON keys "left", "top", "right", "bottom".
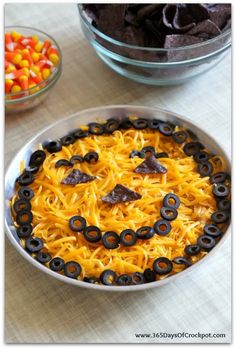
{"left": 5, "top": 105, "right": 231, "bottom": 292}
{"left": 78, "top": 5, "right": 231, "bottom": 85}
{"left": 5, "top": 26, "right": 62, "bottom": 114}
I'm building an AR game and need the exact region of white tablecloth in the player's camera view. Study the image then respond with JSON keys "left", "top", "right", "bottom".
{"left": 5, "top": 3, "right": 231, "bottom": 343}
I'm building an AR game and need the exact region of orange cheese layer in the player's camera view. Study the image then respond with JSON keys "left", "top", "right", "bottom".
{"left": 12, "top": 127, "right": 227, "bottom": 279}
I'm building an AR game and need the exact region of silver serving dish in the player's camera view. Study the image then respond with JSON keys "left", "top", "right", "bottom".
{"left": 5, "top": 105, "right": 231, "bottom": 291}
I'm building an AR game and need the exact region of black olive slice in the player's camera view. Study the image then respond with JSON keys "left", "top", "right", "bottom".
{"left": 25, "top": 237, "right": 44, "bottom": 253}
{"left": 83, "top": 277, "right": 99, "bottom": 284}
{"left": 212, "top": 183, "right": 230, "bottom": 198}
{"left": 102, "top": 231, "right": 120, "bottom": 249}
{"left": 120, "top": 229, "right": 137, "bottom": 247}
{"left": 160, "top": 207, "right": 178, "bottom": 221}
{"left": 136, "top": 226, "right": 155, "bottom": 240}
{"left": 69, "top": 216, "right": 86, "bottom": 232}
{"left": 140, "top": 146, "right": 156, "bottom": 158}
{"left": 163, "top": 193, "right": 180, "bottom": 209}
{"left": 194, "top": 151, "right": 210, "bottom": 163}
{"left": 217, "top": 199, "right": 231, "bottom": 211}
{"left": 210, "top": 172, "right": 229, "bottom": 184}
{"left": 159, "top": 122, "right": 173, "bottom": 136}
{"left": 172, "top": 131, "right": 187, "bottom": 144}
{"left": 132, "top": 118, "right": 148, "bottom": 130}
{"left": 197, "top": 235, "right": 216, "bottom": 251}
{"left": 13, "top": 199, "right": 31, "bottom": 213}
{"left": 100, "top": 269, "right": 117, "bottom": 285}
{"left": 184, "top": 244, "right": 201, "bottom": 256}
{"left": 144, "top": 268, "right": 156, "bottom": 283}
{"left": 88, "top": 122, "right": 104, "bottom": 135}
{"left": 116, "top": 274, "right": 132, "bottom": 285}
{"left": 18, "top": 187, "right": 34, "bottom": 200}
{"left": 129, "top": 150, "right": 144, "bottom": 159}
{"left": 153, "top": 219, "right": 171, "bottom": 236}
{"left": 132, "top": 272, "right": 145, "bottom": 285}
{"left": 35, "top": 251, "right": 52, "bottom": 264}
{"left": 153, "top": 257, "right": 173, "bottom": 275}
{"left": 55, "top": 159, "right": 73, "bottom": 168}
{"left": 172, "top": 257, "right": 192, "bottom": 267}
{"left": 119, "top": 118, "right": 133, "bottom": 129}
{"left": 104, "top": 119, "right": 120, "bottom": 133}
{"left": 70, "top": 155, "right": 84, "bottom": 164}
{"left": 60, "top": 135, "right": 75, "bottom": 146}
{"left": 84, "top": 152, "right": 99, "bottom": 163}
{"left": 44, "top": 140, "right": 62, "bottom": 153}
{"left": 84, "top": 226, "right": 102, "bottom": 243}
{"left": 147, "top": 119, "right": 161, "bottom": 129}
{"left": 211, "top": 210, "right": 229, "bottom": 224}
{"left": 198, "top": 161, "right": 213, "bottom": 177}
{"left": 155, "top": 152, "right": 169, "bottom": 159}
{"left": 64, "top": 261, "right": 82, "bottom": 279}
{"left": 73, "top": 129, "right": 89, "bottom": 139}
{"left": 16, "top": 210, "right": 33, "bottom": 225}
{"left": 183, "top": 142, "right": 203, "bottom": 156}
{"left": 16, "top": 224, "right": 33, "bottom": 238}
{"left": 16, "top": 171, "right": 34, "bottom": 186}
{"left": 29, "top": 150, "right": 46, "bottom": 167}
{"left": 204, "top": 224, "right": 222, "bottom": 238}
{"left": 49, "top": 257, "right": 65, "bottom": 272}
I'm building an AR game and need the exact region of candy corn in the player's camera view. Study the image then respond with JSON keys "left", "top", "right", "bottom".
{"left": 5, "top": 79, "right": 14, "bottom": 93}
{"left": 5, "top": 30, "right": 60, "bottom": 97}
{"left": 11, "top": 84, "right": 22, "bottom": 93}
{"left": 5, "top": 52, "right": 22, "bottom": 65}
{"left": 11, "top": 31, "right": 22, "bottom": 42}
{"left": 42, "top": 68, "right": 50, "bottom": 80}
{"left": 19, "top": 75, "right": 29, "bottom": 90}
{"left": 42, "top": 40, "right": 51, "bottom": 55}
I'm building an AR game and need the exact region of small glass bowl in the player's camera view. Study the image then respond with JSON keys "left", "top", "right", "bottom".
{"left": 5, "top": 26, "right": 62, "bottom": 114}
{"left": 78, "top": 5, "right": 231, "bottom": 85}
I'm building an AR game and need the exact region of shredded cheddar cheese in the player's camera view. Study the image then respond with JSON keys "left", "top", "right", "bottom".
{"left": 11, "top": 126, "right": 228, "bottom": 280}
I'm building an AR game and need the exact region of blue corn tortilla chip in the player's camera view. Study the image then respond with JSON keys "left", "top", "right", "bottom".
{"left": 125, "top": 11, "right": 140, "bottom": 27}
{"left": 134, "top": 155, "right": 167, "bottom": 174}
{"left": 96, "top": 4, "right": 126, "bottom": 37}
{"left": 187, "top": 19, "right": 221, "bottom": 39}
{"left": 164, "top": 34, "right": 205, "bottom": 48}
{"left": 83, "top": 3, "right": 231, "bottom": 62}
{"left": 187, "top": 4, "right": 209, "bottom": 22}
{"left": 101, "top": 184, "right": 142, "bottom": 204}
{"left": 164, "top": 34, "right": 205, "bottom": 61}
{"left": 137, "top": 4, "right": 164, "bottom": 20}
{"left": 173, "top": 5, "right": 196, "bottom": 32}
{"left": 113, "top": 26, "right": 146, "bottom": 47}
{"left": 144, "top": 19, "right": 163, "bottom": 45}
{"left": 222, "top": 18, "right": 231, "bottom": 32}
{"left": 61, "top": 169, "right": 96, "bottom": 185}
{"left": 204, "top": 4, "right": 231, "bottom": 30}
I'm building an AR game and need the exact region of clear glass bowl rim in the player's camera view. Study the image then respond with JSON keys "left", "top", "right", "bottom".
{"left": 78, "top": 4, "right": 231, "bottom": 53}
{"left": 5, "top": 25, "right": 62, "bottom": 102}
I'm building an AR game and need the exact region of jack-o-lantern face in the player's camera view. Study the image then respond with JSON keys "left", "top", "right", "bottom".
{"left": 12, "top": 118, "right": 230, "bottom": 286}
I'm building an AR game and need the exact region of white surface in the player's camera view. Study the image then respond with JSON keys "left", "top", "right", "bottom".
{"left": 5, "top": 3, "right": 231, "bottom": 343}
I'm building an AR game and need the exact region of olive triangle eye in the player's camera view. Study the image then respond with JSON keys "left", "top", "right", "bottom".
{"left": 84, "top": 152, "right": 99, "bottom": 163}
{"left": 129, "top": 147, "right": 169, "bottom": 159}
{"left": 55, "top": 152, "right": 99, "bottom": 168}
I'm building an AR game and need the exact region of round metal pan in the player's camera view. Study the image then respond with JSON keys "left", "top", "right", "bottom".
{"left": 5, "top": 105, "right": 231, "bottom": 292}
